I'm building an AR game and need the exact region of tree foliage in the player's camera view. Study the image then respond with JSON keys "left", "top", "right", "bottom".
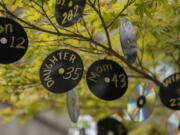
{"left": 0, "top": 0, "right": 179, "bottom": 134}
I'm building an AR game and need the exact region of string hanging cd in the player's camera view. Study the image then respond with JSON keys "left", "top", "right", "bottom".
{"left": 97, "top": 117, "right": 127, "bottom": 135}
{"left": 66, "top": 87, "right": 80, "bottom": 123}
{"left": 0, "top": 17, "right": 28, "bottom": 64}
{"left": 119, "top": 18, "right": 137, "bottom": 64}
{"left": 55, "top": 0, "right": 86, "bottom": 27}
{"left": 167, "top": 112, "right": 180, "bottom": 135}
{"left": 40, "top": 49, "right": 84, "bottom": 93}
{"left": 86, "top": 59, "right": 128, "bottom": 101}
{"left": 127, "top": 82, "right": 156, "bottom": 122}
{"left": 159, "top": 72, "right": 180, "bottom": 110}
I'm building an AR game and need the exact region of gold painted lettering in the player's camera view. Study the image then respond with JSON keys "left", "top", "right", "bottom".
{"left": 58, "top": 52, "right": 63, "bottom": 61}
{"left": 62, "top": 12, "right": 67, "bottom": 24}
{"left": 172, "top": 75, "right": 175, "bottom": 82}
{"left": 112, "top": 74, "right": 118, "bottom": 88}
{"left": 170, "top": 98, "right": 176, "bottom": 107}
{"left": 96, "top": 66, "right": 103, "bottom": 73}
{"left": 44, "top": 74, "right": 52, "bottom": 81}
{"left": 43, "top": 69, "right": 51, "bottom": 76}
{"left": 16, "top": 37, "right": 25, "bottom": 49}
{"left": 47, "top": 80, "right": 55, "bottom": 88}
{"left": 63, "top": 67, "right": 74, "bottom": 80}
{"left": 64, "top": 52, "right": 69, "bottom": 60}
{"left": 88, "top": 72, "right": 100, "bottom": 83}
{"left": 69, "top": 54, "right": 76, "bottom": 64}
{"left": 73, "top": 5, "right": 79, "bottom": 17}
{"left": 10, "top": 36, "right": 15, "bottom": 48}
{"left": 67, "top": 10, "right": 73, "bottom": 21}
{"left": 169, "top": 98, "right": 180, "bottom": 107}
{"left": 176, "top": 73, "right": 180, "bottom": 82}
{"left": 57, "top": 0, "right": 65, "bottom": 6}
{"left": 0, "top": 25, "right": 4, "bottom": 33}
{"left": 5, "top": 24, "right": 13, "bottom": 34}
{"left": 119, "top": 74, "right": 127, "bottom": 88}
{"left": 102, "top": 64, "right": 112, "bottom": 72}
{"left": 45, "top": 64, "right": 53, "bottom": 69}
{"left": 72, "top": 68, "right": 82, "bottom": 80}
{"left": 49, "top": 55, "right": 58, "bottom": 64}
{"left": 163, "top": 78, "right": 171, "bottom": 87}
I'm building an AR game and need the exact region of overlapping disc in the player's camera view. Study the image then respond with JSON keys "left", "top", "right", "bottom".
{"left": 0, "top": 17, "right": 28, "bottom": 64}
{"left": 127, "top": 82, "right": 156, "bottom": 122}
{"left": 86, "top": 59, "right": 128, "bottom": 101}
{"left": 98, "top": 117, "right": 127, "bottom": 135}
{"left": 159, "top": 72, "right": 180, "bottom": 110}
{"left": 40, "top": 49, "right": 84, "bottom": 93}
{"left": 55, "top": 0, "right": 86, "bottom": 27}
{"left": 167, "top": 112, "right": 180, "bottom": 135}
{"left": 67, "top": 87, "right": 80, "bottom": 123}
{"left": 120, "top": 18, "right": 137, "bottom": 64}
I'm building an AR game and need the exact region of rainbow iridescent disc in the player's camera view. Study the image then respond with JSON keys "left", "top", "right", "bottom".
{"left": 167, "top": 113, "right": 180, "bottom": 135}
{"left": 127, "top": 82, "right": 156, "bottom": 122}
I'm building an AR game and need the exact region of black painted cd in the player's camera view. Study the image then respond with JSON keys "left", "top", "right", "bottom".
{"left": 40, "top": 49, "right": 84, "bottom": 93}
{"left": 120, "top": 18, "right": 137, "bottom": 64}
{"left": 159, "top": 72, "right": 180, "bottom": 110}
{"left": 86, "top": 59, "right": 128, "bottom": 101}
{"left": 55, "top": 0, "right": 86, "bottom": 27}
{"left": 97, "top": 117, "right": 127, "bottom": 135}
{"left": 0, "top": 17, "right": 28, "bottom": 64}
{"left": 67, "top": 87, "right": 80, "bottom": 123}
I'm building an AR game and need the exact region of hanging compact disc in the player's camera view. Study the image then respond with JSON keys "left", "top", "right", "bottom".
{"left": 40, "top": 49, "right": 84, "bottom": 93}
{"left": 86, "top": 59, "right": 128, "bottom": 101}
{"left": 159, "top": 72, "right": 180, "bottom": 110}
{"left": 0, "top": 17, "right": 28, "bottom": 64}
{"left": 55, "top": 0, "right": 86, "bottom": 27}
{"left": 67, "top": 87, "right": 80, "bottom": 123}
{"left": 119, "top": 18, "right": 137, "bottom": 64}
{"left": 98, "top": 117, "right": 127, "bottom": 135}
{"left": 127, "top": 82, "right": 156, "bottom": 122}
{"left": 167, "top": 112, "right": 180, "bottom": 135}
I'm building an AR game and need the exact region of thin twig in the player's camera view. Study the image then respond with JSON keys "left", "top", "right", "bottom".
{"left": 88, "top": 0, "right": 112, "bottom": 49}
{"left": 107, "top": 0, "right": 134, "bottom": 28}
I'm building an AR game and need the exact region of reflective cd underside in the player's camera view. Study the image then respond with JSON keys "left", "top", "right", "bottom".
{"left": 120, "top": 18, "right": 137, "bottom": 64}
{"left": 0, "top": 17, "right": 28, "bottom": 64}
{"left": 159, "top": 72, "right": 180, "bottom": 110}
{"left": 67, "top": 87, "right": 80, "bottom": 123}
{"left": 40, "top": 49, "right": 84, "bottom": 93}
{"left": 86, "top": 59, "right": 128, "bottom": 101}
{"left": 127, "top": 82, "right": 156, "bottom": 122}
{"left": 55, "top": 0, "right": 86, "bottom": 27}
{"left": 167, "top": 113, "right": 180, "bottom": 135}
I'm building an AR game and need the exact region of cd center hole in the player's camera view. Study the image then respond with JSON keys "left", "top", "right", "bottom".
{"left": 108, "top": 131, "right": 113, "bottom": 135}
{"left": 68, "top": 1, "right": 73, "bottom": 7}
{"left": 59, "top": 68, "right": 65, "bottom": 75}
{"left": 0, "top": 37, "right": 8, "bottom": 44}
{"left": 139, "top": 99, "right": 144, "bottom": 106}
{"left": 104, "top": 77, "right": 110, "bottom": 83}
{"left": 137, "top": 96, "right": 146, "bottom": 108}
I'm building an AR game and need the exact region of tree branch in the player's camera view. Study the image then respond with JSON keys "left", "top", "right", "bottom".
{"left": 107, "top": 0, "right": 134, "bottom": 28}
{"left": 0, "top": 1, "right": 163, "bottom": 86}
{"left": 88, "top": 0, "right": 112, "bottom": 49}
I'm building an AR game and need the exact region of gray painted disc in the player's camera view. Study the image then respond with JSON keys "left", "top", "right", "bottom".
{"left": 120, "top": 18, "right": 137, "bottom": 64}
{"left": 67, "top": 87, "right": 80, "bottom": 123}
